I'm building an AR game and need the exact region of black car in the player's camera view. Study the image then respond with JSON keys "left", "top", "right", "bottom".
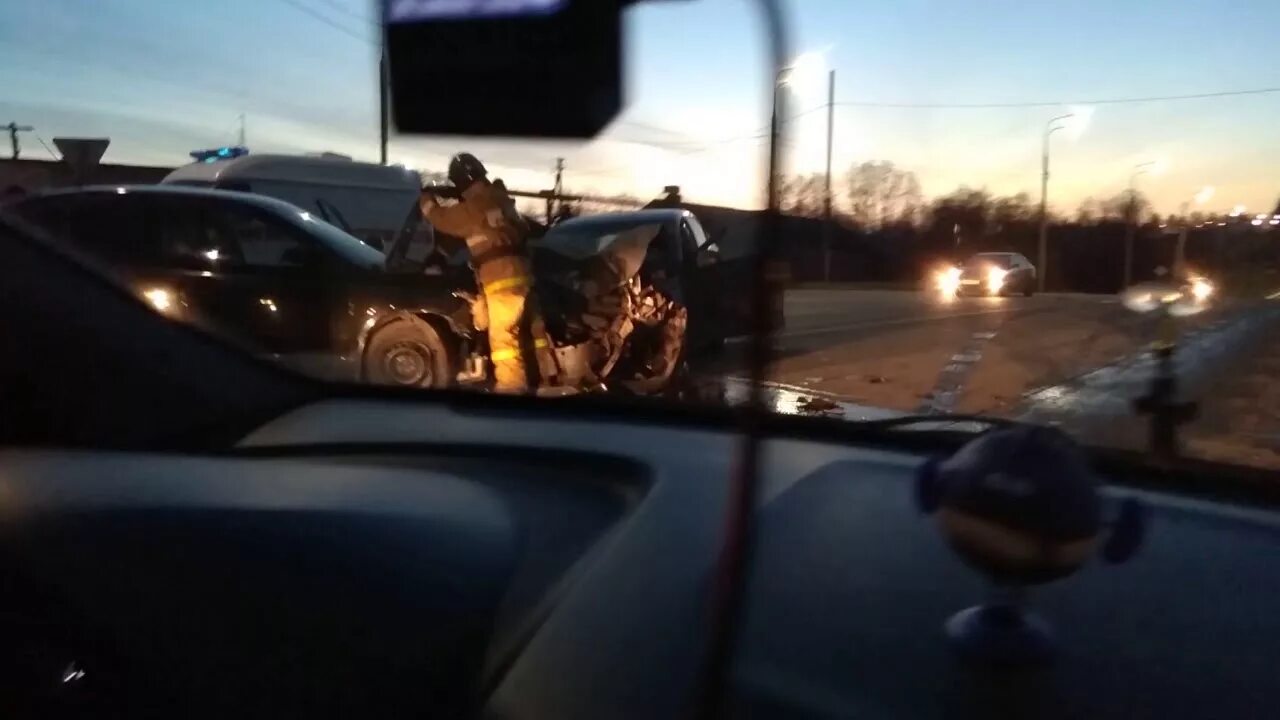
{"left": 384, "top": 207, "right": 764, "bottom": 352}
{"left": 10, "top": 186, "right": 474, "bottom": 387}
{"left": 529, "top": 209, "right": 760, "bottom": 348}
{"left": 957, "top": 251, "right": 1037, "bottom": 297}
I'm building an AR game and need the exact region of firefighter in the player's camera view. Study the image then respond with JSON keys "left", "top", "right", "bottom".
{"left": 419, "top": 153, "right": 550, "bottom": 393}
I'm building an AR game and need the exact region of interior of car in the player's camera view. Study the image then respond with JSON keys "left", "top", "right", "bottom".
{"left": 3, "top": 1, "right": 1279, "bottom": 719}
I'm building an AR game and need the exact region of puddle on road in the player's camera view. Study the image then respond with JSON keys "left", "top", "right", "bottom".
{"left": 1017, "top": 305, "right": 1280, "bottom": 438}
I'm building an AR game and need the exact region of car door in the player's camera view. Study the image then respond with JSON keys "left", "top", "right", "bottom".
{"left": 684, "top": 214, "right": 754, "bottom": 341}
{"left": 1020, "top": 253, "right": 1037, "bottom": 283}
{"left": 145, "top": 193, "right": 263, "bottom": 350}
{"left": 207, "top": 199, "right": 341, "bottom": 372}
{"left": 1010, "top": 253, "right": 1033, "bottom": 288}
{"left": 674, "top": 218, "right": 715, "bottom": 347}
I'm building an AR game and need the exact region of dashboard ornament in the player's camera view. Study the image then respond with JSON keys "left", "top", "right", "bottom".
{"left": 916, "top": 425, "right": 1145, "bottom": 666}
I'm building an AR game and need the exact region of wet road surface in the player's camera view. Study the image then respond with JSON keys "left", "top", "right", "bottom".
{"left": 709, "top": 288, "right": 1279, "bottom": 448}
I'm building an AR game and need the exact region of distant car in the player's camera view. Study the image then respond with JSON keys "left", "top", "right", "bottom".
{"left": 10, "top": 186, "right": 475, "bottom": 387}
{"left": 955, "top": 252, "right": 1036, "bottom": 297}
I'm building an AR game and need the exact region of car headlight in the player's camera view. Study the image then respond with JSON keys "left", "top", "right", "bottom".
{"left": 935, "top": 266, "right": 961, "bottom": 295}
{"left": 1189, "top": 276, "right": 1214, "bottom": 302}
{"left": 987, "top": 267, "right": 1007, "bottom": 292}
{"left": 140, "top": 286, "right": 180, "bottom": 316}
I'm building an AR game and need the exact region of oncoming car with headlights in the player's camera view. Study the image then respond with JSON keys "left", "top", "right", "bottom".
{"left": 940, "top": 252, "right": 1036, "bottom": 297}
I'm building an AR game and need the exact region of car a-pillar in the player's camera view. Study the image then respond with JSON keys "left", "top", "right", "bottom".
{"left": 363, "top": 312, "right": 458, "bottom": 389}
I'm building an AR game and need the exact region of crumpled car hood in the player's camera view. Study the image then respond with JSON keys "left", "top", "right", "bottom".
{"left": 532, "top": 223, "right": 663, "bottom": 290}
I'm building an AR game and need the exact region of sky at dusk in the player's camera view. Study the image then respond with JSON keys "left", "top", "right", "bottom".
{"left": 2, "top": 0, "right": 1278, "bottom": 214}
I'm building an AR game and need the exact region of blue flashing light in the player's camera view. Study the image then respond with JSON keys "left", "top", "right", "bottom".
{"left": 190, "top": 146, "right": 249, "bottom": 163}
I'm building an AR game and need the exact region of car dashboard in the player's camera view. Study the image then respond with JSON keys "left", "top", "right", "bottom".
{"left": 0, "top": 398, "right": 1277, "bottom": 719}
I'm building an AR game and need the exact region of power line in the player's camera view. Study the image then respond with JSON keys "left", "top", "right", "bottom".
{"left": 314, "top": 0, "right": 375, "bottom": 24}
{"left": 35, "top": 134, "right": 60, "bottom": 161}
{"left": 837, "top": 86, "right": 1280, "bottom": 109}
{"left": 612, "top": 106, "right": 824, "bottom": 153}
{"left": 272, "top": 0, "right": 374, "bottom": 44}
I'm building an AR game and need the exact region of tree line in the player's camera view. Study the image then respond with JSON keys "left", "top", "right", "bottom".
{"left": 781, "top": 160, "right": 1280, "bottom": 229}
{"left": 775, "top": 161, "right": 1280, "bottom": 292}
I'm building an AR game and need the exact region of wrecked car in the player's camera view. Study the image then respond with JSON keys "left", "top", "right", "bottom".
{"left": 383, "top": 208, "right": 728, "bottom": 394}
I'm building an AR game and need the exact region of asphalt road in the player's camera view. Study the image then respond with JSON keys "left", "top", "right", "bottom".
{"left": 715, "top": 288, "right": 1229, "bottom": 418}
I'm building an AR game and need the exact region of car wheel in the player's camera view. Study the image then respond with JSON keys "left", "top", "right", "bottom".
{"left": 365, "top": 316, "right": 453, "bottom": 388}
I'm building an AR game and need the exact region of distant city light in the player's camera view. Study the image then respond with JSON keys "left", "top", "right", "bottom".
{"left": 1230, "top": 204, "right": 1246, "bottom": 217}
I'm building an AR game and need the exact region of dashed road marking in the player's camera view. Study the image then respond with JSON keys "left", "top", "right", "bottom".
{"left": 917, "top": 315, "right": 1009, "bottom": 415}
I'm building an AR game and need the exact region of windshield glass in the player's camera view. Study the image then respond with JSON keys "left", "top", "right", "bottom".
{"left": 281, "top": 203, "right": 387, "bottom": 268}
{"left": 965, "top": 254, "right": 1010, "bottom": 270}
{"left": 2, "top": 0, "right": 1278, "bottom": 472}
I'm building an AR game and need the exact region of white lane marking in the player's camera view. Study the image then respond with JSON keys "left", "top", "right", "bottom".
{"left": 1266, "top": 289, "right": 1280, "bottom": 300}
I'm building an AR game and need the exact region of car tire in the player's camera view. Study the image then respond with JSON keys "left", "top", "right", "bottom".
{"left": 364, "top": 316, "right": 453, "bottom": 389}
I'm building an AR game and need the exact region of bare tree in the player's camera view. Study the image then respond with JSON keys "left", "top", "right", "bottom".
{"left": 780, "top": 173, "right": 827, "bottom": 217}
{"left": 845, "top": 161, "right": 922, "bottom": 229}
{"left": 928, "top": 187, "right": 992, "bottom": 243}
{"left": 990, "top": 192, "right": 1036, "bottom": 232}
{"left": 1075, "top": 197, "right": 1102, "bottom": 224}
{"left": 1100, "top": 190, "right": 1151, "bottom": 223}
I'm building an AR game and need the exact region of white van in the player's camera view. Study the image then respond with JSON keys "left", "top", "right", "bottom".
{"left": 163, "top": 154, "right": 424, "bottom": 251}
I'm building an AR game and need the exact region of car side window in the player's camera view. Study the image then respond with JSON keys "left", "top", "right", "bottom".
{"left": 679, "top": 221, "right": 699, "bottom": 263}
{"left": 686, "top": 216, "right": 709, "bottom": 250}
{"left": 51, "top": 194, "right": 162, "bottom": 266}
{"left": 153, "top": 196, "right": 240, "bottom": 271}
{"left": 643, "top": 225, "right": 681, "bottom": 278}
{"left": 218, "top": 204, "right": 322, "bottom": 269}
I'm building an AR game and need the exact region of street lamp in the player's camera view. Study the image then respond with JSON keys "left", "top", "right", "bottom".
{"left": 1174, "top": 186, "right": 1215, "bottom": 277}
{"left": 1038, "top": 113, "right": 1073, "bottom": 293}
{"left": 1124, "top": 161, "right": 1157, "bottom": 288}
{"left": 773, "top": 52, "right": 834, "bottom": 278}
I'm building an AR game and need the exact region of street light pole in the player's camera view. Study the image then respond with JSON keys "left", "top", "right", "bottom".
{"left": 379, "top": 52, "right": 389, "bottom": 165}
{"left": 822, "top": 69, "right": 835, "bottom": 282}
{"left": 1175, "top": 200, "right": 1191, "bottom": 277}
{"left": 1038, "top": 113, "right": 1073, "bottom": 292}
{"left": 1124, "top": 161, "right": 1156, "bottom": 289}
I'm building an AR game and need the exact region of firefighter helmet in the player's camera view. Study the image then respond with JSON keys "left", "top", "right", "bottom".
{"left": 448, "top": 153, "right": 488, "bottom": 190}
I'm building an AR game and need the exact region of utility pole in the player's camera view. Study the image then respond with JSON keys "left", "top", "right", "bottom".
{"left": 822, "top": 70, "right": 835, "bottom": 283}
{"left": 379, "top": 52, "right": 389, "bottom": 165}
{"left": 1175, "top": 200, "right": 1190, "bottom": 277}
{"left": 5, "top": 122, "right": 34, "bottom": 159}
{"left": 1124, "top": 161, "right": 1155, "bottom": 289}
{"left": 1037, "top": 113, "right": 1073, "bottom": 292}
{"left": 237, "top": 113, "right": 246, "bottom": 147}
{"left": 552, "top": 157, "right": 565, "bottom": 220}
